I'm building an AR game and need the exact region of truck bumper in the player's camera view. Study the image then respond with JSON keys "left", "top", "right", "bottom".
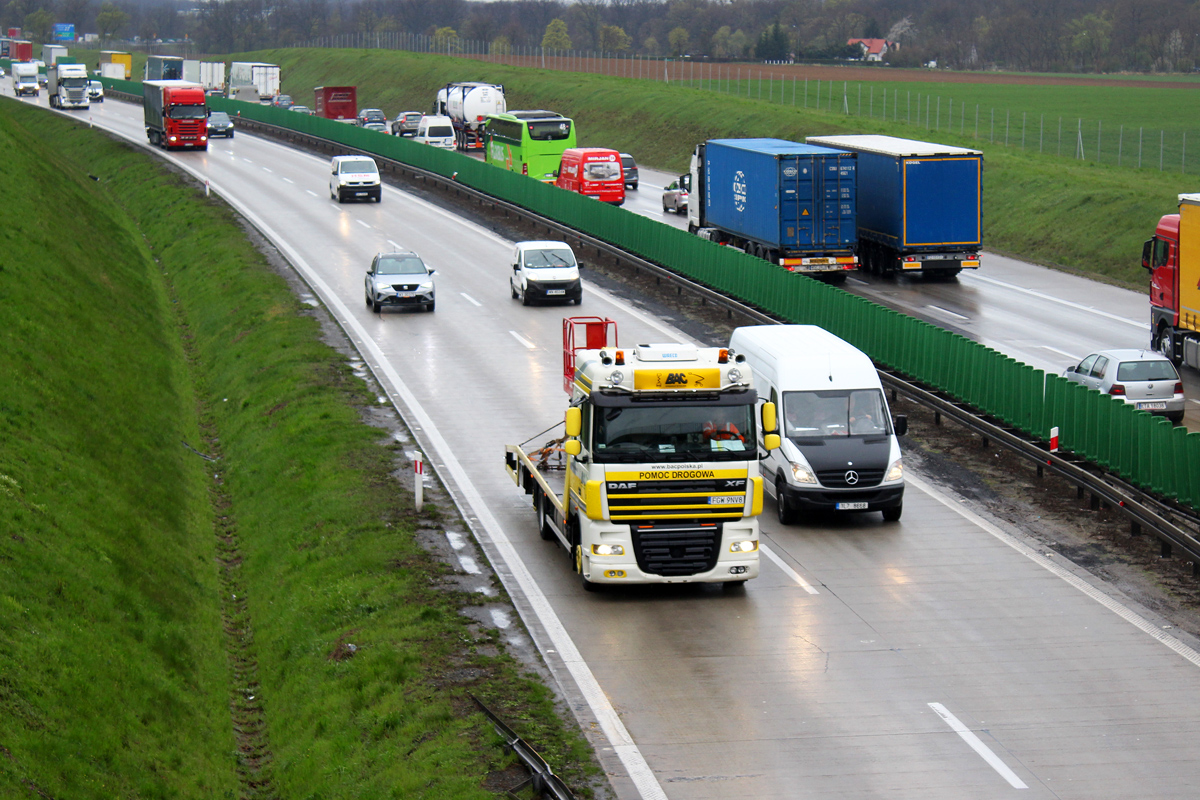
{"left": 579, "top": 520, "right": 761, "bottom": 585}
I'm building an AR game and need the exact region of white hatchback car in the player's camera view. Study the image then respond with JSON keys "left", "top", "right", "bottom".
{"left": 1062, "top": 348, "right": 1185, "bottom": 423}
{"left": 510, "top": 241, "right": 582, "bottom": 305}
{"left": 364, "top": 251, "right": 435, "bottom": 313}
{"left": 329, "top": 155, "right": 381, "bottom": 203}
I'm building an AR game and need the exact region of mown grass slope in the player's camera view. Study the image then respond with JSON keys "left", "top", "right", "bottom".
{"left": 1, "top": 97, "right": 598, "bottom": 798}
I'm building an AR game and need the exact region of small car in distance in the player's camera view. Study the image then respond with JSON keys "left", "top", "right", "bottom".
{"left": 391, "top": 111, "right": 423, "bottom": 136}
{"left": 289, "top": 104, "right": 314, "bottom": 115}
{"left": 510, "top": 241, "right": 582, "bottom": 305}
{"left": 272, "top": 94, "right": 293, "bottom": 109}
{"left": 207, "top": 111, "right": 235, "bottom": 138}
{"left": 87, "top": 80, "right": 104, "bottom": 102}
{"left": 356, "top": 107, "right": 386, "bottom": 127}
{"left": 662, "top": 174, "right": 689, "bottom": 214}
{"left": 620, "top": 153, "right": 639, "bottom": 189}
{"left": 329, "top": 155, "right": 381, "bottom": 203}
{"left": 1062, "top": 348, "right": 1185, "bottom": 423}
{"left": 365, "top": 251, "right": 435, "bottom": 313}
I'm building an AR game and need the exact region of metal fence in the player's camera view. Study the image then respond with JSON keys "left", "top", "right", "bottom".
{"left": 102, "top": 76, "right": 1200, "bottom": 511}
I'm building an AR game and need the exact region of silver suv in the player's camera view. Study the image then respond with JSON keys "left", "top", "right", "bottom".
{"left": 1062, "top": 348, "right": 1185, "bottom": 423}
{"left": 364, "top": 251, "right": 435, "bottom": 313}
{"left": 329, "top": 155, "right": 381, "bottom": 203}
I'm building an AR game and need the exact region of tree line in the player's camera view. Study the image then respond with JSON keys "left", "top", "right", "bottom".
{"left": 3, "top": 0, "right": 1199, "bottom": 73}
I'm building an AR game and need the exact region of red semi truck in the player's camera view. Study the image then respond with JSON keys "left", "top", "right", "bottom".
{"left": 1144, "top": 193, "right": 1200, "bottom": 372}
{"left": 143, "top": 80, "right": 208, "bottom": 150}
{"left": 314, "top": 85, "right": 356, "bottom": 121}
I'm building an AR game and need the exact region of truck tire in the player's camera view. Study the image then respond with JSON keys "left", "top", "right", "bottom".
{"left": 536, "top": 492, "right": 554, "bottom": 541}
{"left": 1155, "top": 325, "right": 1182, "bottom": 366}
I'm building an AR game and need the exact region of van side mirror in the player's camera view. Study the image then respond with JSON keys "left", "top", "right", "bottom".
{"left": 894, "top": 415, "right": 908, "bottom": 436}
{"left": 1141, "top": 239, "right": 1154, "bottom": 270}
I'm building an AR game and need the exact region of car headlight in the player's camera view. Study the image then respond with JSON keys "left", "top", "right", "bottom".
{"left": 375, "top": 284, "right": 393, "bottom": 294}
{"left": 729, "top": 540, "right": 758, "bottom": 553}
{"left": 885, "top": 458, "right": 903, "bottom": 482}
{"left": 790, "top": 462, "right": 818, "bottom": 484}
{"left": 591, "top": 544, "right": 624, "bottom": 556}
{"left": 417, "top": 282, "right": 434, "bottom": 292}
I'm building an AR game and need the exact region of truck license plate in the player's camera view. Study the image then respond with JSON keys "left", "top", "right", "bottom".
{"left": 709, "top": 495, "right": 744, "bottom": 505}
{"left": 806, "top": 258, "right": 832, "bottom": 265}
{"left": 836, "top": 502, "right": 869, "bottom": 510}
{"left": 547, "top": 289, "right": 565, "bottom": 296}
{"left": 1137, "top": 402, "right": 1167, "bottom": 410}
{"left": 902, "top": 262, "right": 923, "bottom": 270}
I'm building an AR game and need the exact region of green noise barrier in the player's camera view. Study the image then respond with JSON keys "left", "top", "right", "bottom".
{"left": 99, "top": 78, "right": 1199, "bottom": 511}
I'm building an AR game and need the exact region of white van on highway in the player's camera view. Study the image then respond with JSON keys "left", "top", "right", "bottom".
{"left": 729, "top": 325, "right": 906, "bottom": 523}
{"left": 413, "top": 114, "right": 455, "bottom": 149}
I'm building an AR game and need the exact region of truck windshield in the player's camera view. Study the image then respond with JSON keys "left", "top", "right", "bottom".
{"left": 169, "top": 104, "right": 208, "bottom": 120}
{"left": 783, "top": 390, "right": 889, "bottom": 439}
{"left": 63, "top": 77, "right": 88, "bottom": 87}
{"left": 592, "top": 402, "right": 757, "bottom": 462}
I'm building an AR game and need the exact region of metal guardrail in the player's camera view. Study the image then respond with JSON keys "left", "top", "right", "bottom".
{"left": 470, "top": 694, "right": 578, "bottom": 800}
{"left": 107, "top": 99, "right": 1200, "bottom": 576}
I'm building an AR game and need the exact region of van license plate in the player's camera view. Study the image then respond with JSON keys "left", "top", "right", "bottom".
{"left": 709, "top": 496, "right": 744, "bottom": 505}
{"left": 1137, "top": 402, "right": 1167, "bottom": 410}
{"left": 546, "top": 289, "right": 565, "bottom": 296}
{"left": 836, "top": 502, "right": 869, "bottom": 510}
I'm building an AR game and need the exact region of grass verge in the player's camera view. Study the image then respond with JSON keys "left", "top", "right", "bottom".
{"left": 0, "top": 97, "right": 599, "bottom": 797}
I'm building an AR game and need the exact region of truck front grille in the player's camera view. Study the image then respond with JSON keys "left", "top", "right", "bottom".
{"left": 631, "top": 522, "right": 722, "bottom": 576}
{"left": 606, "top": 478, "right": 747, "bottom": 520}
{"left": 816, "top": 469, "right": 884, "bottom": 488}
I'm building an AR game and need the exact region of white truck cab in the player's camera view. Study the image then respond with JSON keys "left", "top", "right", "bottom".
{"left": 510, "top": 240, "right": 582, "bottom": 305}
{"left": 729, "top": 325, "right": 906, "bottom": 523}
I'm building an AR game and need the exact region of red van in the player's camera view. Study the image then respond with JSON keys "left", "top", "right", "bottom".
{"left": 555, "top": 148, "right": 625, "bottom": 206}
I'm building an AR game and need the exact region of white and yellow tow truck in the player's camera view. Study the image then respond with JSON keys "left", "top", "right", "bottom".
{"left": 504, "top": 318, "right": 779, "bottom": 590}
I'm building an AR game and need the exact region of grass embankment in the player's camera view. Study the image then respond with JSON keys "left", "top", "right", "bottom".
{"left": 233, "top": 46, "right": 1187, "bottom": 289}
{"left": 0, "top": 99, "right": 596, "bottom": 797}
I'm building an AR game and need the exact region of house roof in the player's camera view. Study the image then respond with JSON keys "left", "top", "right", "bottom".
{"left": 847, "top": 38, "right": 895, "bottom": 55}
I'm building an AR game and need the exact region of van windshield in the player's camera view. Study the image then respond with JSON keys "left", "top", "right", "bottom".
{"left": 783, "top": 390, "right": 889, "bottom": 438}
{"left": 592, "top": 402, "right": 757, "bottom": 463}
{"left": 583, "top": 161, "right": 621, "bottom": 182}
{"left": 340, "top": 159, "right": 377, "bottom": 174}
{"left": 523, "top": 248, "right": 576, "bottom": 268}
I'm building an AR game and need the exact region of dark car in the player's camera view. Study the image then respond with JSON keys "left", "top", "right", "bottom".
{"left": 620, "top": 153, "right": 639, "bottom": 190}
{"left": 207, "top": 111, "right": 235, "bottom": 138}
{"left": 272, "top": 94, "right": 293, "bottom": 109}
{"left": 356, "top": 108, "right": 386, "bottom": 127}
{"left": 390, "top": 111, "right": 423, "bottom": 136}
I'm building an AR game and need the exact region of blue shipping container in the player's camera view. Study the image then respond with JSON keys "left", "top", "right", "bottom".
{"left": 807, "top": 135, "right": 981, "bottom": 251}
{"left": 703, "top": 139, "right": 857, "bottom": 257}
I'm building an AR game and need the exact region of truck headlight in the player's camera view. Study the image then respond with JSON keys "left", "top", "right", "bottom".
{"left": 591, "top": 544, "right": 624, "bottom": 556}
{"left": 885, "top": 459, "right": 903, "bottom": 482}
{"left": 727, "top": 367, "right": 742, "bottom": 382}
{"left": 609, "top": 370, "right": 624, "bottom": 386}
{"left": 729, "top": 540, "right": 758, "bottom": 553}
{"left": 790, "top": 462, "right": 817, "bottom": 484}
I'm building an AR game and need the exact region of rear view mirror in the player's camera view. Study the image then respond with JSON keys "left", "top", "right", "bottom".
{"left": 1141, "top": 239, "right": 1153, "bottom": 270}
{"left": 894, "top": 415, "right": 908, "bottom": 436}
{"left": 763, "top": 433, "right": 781, "bottom": 451}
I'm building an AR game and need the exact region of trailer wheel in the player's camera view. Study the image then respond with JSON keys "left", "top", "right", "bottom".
{"left": 536, "top": 491, "right": 555, "bottom": 541}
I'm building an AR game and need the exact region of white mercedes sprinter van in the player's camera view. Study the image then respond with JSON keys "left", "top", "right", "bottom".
{"left": 728, "top": 325, "right": 906, "bottom": 523}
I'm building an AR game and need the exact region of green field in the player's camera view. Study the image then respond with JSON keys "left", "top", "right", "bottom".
{"left": 0, "top": 98, "right": 598, "bottom": 798}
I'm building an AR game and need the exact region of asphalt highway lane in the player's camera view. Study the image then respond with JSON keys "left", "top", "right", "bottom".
{"left": 12, "top": 90, "right": 1200, "bottom": 799}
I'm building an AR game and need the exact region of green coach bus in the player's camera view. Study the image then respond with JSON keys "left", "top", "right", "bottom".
{"left": 482, "top": 110, "right": 576, "bottom": 182}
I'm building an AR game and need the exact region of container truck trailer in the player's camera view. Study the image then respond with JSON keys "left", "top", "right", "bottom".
{"left": 806, "top": 134, "right": 983, "bottom": 278}
{"left": 144, "top": 55, "right": 184, "bottom": 81}
{"left": 99, "top": 50, "right": 132, "bottom": 79}
{"left": 41, "top": 44, "right": 66, "bottom": 66}
{"left": 143, "top": 80, "right": 208, "bottom": 150}
{"left": 433, "top": 81, "right": 506, "bottom": 151}
{"left": 504, "top": 318, "right": 780, "bottom": 590}
{"left": 229, "top": 62, "right": 279, "bottom": 101}
{"left": 1145, "top": 192, "right": 1200, "bottom": 372}
{"left": 688, "top": 139, "right": 859, "bottom": 281}
{"left": 314, "top": 85, "right": 356, "bottom": 121}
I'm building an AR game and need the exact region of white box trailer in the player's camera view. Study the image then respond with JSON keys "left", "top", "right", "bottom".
{"left": 100, "top": 62, "right": 125, "bottom": 80}
{"left": 229, "top": 61, "right": 279, "bottom": 100}
{"left": 42, "top": 44, "right": 67, "bottom": 66}
{"left": 182, "top": 59, "right": 200, "bottom": 84}
{"left": 199, "top": 61, "right": 225, "bottom": 91}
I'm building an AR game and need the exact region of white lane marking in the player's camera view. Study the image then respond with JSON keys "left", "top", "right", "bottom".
{"left": 928, "top": 703, "right": 1028, "bottom": 789}
{"left": 282, "top": 177, "right": 294, "bottom": 184}
{"left": 242, "top": 158, "right": 253, "bottom": 163}
{"left": 1039, "top": 345, "right": 1080, "bottom": 361}
{"left": 305, "top": 189, "right": 317, "bottom": 197}
{"left": 1190, "top": 399, "right": 1200, "bottom": 406}
{"left": 387, "top": 239, "right": 404, "bottom": 250}
{"left": 846, "top": 276, "right": 870, "bottom": 286}
{"left": 927, "top": 304, "right": 969, "bottom": 321}
{"left": 962, "top": 273, "right": 1149, "bottom": 330}
{"left": 357, "top": 219, "right": 371, "bottom": 229}
{"left": 460, "top": 293, "right": 482, "bottom": 307}
{"left": 760, "top": 545, "right": 819, "bottom": 594}
{"left": 170, "top": 170, "right": 669, "bottom": 800}
{"left": 262, "top": 167, "right": 273, "bottom": 173}
{"left": 510, "top": 331, "right": 537, "bottom": 350}
{"left": 907, "top": 473, "right": 1200, "bottom": 669}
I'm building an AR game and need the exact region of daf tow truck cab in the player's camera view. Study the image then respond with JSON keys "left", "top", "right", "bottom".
{"left": 505, "top": 318, "right": 780, "bottom": 590}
